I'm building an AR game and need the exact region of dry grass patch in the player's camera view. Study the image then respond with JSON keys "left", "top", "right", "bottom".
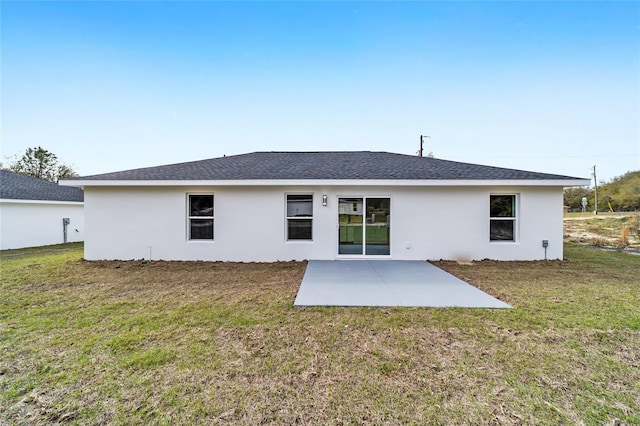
{"left": 564, "top": 213, "right": 640, "bottom": 250}
{"left": 1, "top": 243, "right": 639, "bottom": 425}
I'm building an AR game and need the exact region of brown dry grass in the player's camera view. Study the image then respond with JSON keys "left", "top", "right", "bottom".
{"left": 564, "top": 213, "right": 640, "bottom": 249}
{"left": 1, "top": 243, "right": 639, "bottom": 425}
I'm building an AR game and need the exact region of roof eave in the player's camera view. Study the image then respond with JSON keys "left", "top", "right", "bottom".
{"left": 0, "top": 199, "right": 84, "bottom": 205}
{"left": 60, "top": 178, "right": 591, "bottom": 188}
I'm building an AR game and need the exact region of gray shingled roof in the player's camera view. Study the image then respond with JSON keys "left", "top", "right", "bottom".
{"left": 1, "top": 170, "right": 84, "bottom": 202}
{"left": 70, "top": 151, "right": 584, "bottom": 181}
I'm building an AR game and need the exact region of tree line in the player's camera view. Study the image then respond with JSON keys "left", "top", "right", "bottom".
{"left": 564, "top": 171, "right": 640, "bottom": 212}
{"left": 2, "top": 147, "right": 77, "bottom": 183}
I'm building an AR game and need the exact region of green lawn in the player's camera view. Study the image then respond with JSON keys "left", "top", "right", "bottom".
{"left": 1, "top": 242, "right": 639, "bottom": 424}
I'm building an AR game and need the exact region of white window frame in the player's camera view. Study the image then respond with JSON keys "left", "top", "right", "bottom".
{"left": 187, "top": 193, "right": 214, "bottom": 241}
{"left": 285, "top": 193, "right": 313, "bottom": 242}
{"left": 489, "top": 193, "right": 518, "bottom": 243}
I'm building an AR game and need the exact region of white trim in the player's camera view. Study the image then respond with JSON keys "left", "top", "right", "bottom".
{"left": 336, "top": 195, "right": 392, "bottom": 258}
{"left": 186, "top": 193, "right": 215, "bottom": 242}
{"left": 285, "top": 193, "right": 314, "bottom": 242}
{"left": 0, "top": 199, "right": 83, "bottom": 206}
{"left": 60, "top": 178, "right": 591, "bottom": 188}
{"left": 489, "top": 193, "right": 518, "bottom": 243}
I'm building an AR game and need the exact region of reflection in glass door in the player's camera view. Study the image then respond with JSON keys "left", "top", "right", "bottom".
{"left": 338, "top": 197, "right": 390, "bottom": 255}
{"left": 338, "top": 198, "right": 363, "bottom": 254}
{"left": 365, "top": 198, "right": 390, "bottom": 255}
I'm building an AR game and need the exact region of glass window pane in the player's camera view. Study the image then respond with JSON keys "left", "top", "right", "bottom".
{"left": 338, "top": 198, "right": 364, "bottom": 254}
{"left": 190, "top": 219, "right": 214, "bottom": 240}
{"left": 365, "top": 198, "right": 390, "bottom": 255}
{"left": 365, "top": 198, "right": 390, "bottom": 224}
{"left": 288, "top": 219, "right": 312, "bottom": 240}
{"left": 190, "top": 195, "right": 214, "bottom": 217}
{"left": 490, "top": 219, "right": 514, "bottom": 241}
{"left": 490, "top": 195, "right": 514, "bottom": 218}
{"left": 287, "top": 195, "right": 313, "bottom": 217}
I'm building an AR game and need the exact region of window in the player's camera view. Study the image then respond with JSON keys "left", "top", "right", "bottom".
{"left": 188, "top": 194, "right": 214, "bottom": 240}
{"left": 490, "top": 195, "right": 516, "bottom": 241}
{"left": 286, "top": 194, "right": 313, "bottom": 240}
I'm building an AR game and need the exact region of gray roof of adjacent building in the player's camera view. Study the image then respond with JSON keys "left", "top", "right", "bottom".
{"left": 1, "top": 170, "right": 84, "bottom": 202}
{"left": 66, "top": 151, "right": 587, "bottom": 182}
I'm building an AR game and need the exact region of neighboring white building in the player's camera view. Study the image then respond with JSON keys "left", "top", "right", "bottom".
{"left": 1, "top": 170, "right": 84, "bottom": 250}
{"left": 61, "top": 151, "right": 589, "bottom": 262}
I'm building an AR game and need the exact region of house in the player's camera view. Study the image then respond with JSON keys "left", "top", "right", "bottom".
{"left": 1, "top": 170, "right": 84, "bottom": 250}
{"left": 60, "top": 151, "right": 589, "bottom": 262}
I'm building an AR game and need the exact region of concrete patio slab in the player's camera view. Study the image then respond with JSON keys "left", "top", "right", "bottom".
{"left": 294, "top": 260, "right": 511, "bottom": 308}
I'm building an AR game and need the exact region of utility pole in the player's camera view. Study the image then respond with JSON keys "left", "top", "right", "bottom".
{"left": 418, "top": 135, "right": 430, "bottom": 157}
{"left": 592, "top": 165, "right": 598, "bottom": 215}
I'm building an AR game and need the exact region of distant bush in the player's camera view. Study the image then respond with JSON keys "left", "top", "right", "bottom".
{"left": 564, "top": 170, "right": 640, "bottom": 211}
{"left": 596, "top": 171, "right": 640, "bottom": 211}
{"left": 564, "top": 186, "right": 593, "bottom": 210}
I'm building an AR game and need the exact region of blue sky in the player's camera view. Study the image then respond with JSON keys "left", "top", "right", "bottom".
{"left": 2, "top": 1, "right": 638, "bottom": 183}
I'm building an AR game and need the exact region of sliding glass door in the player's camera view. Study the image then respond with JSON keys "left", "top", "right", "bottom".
{"left": 338, "top": 197, "right": 390, "bottom": 255}
{"left": 338, "top": 198, "right": 364, "bottom": 254}
{"left": 365, "top": 198, "right": 390, "bottom": 255}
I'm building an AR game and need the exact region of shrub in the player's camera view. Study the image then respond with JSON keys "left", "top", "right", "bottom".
{"left": 620, "top": 227, "right": 630, "bottom": 247}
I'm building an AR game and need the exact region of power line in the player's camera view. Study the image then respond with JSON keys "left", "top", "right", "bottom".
{"left": 445, "top": 154, "right": 638, "bottom": 159}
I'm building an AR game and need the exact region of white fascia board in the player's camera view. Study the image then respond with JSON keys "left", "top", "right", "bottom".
{"left": 0, "top": 199, "right": 84, "bottom": 206}
{"left": 60, "top": 178, "right": 591, "bottom": 188}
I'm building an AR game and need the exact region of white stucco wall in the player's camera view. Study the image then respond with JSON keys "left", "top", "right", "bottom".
{"left": 83, "top": 185, "right": 563, "bottom": 261}
{"left": 0, "top": 200, "right": 84, "bottom": 250}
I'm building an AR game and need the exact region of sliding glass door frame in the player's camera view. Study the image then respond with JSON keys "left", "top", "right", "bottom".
{"left": 337, "top": 196, "right": 391, "bottom": 257}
